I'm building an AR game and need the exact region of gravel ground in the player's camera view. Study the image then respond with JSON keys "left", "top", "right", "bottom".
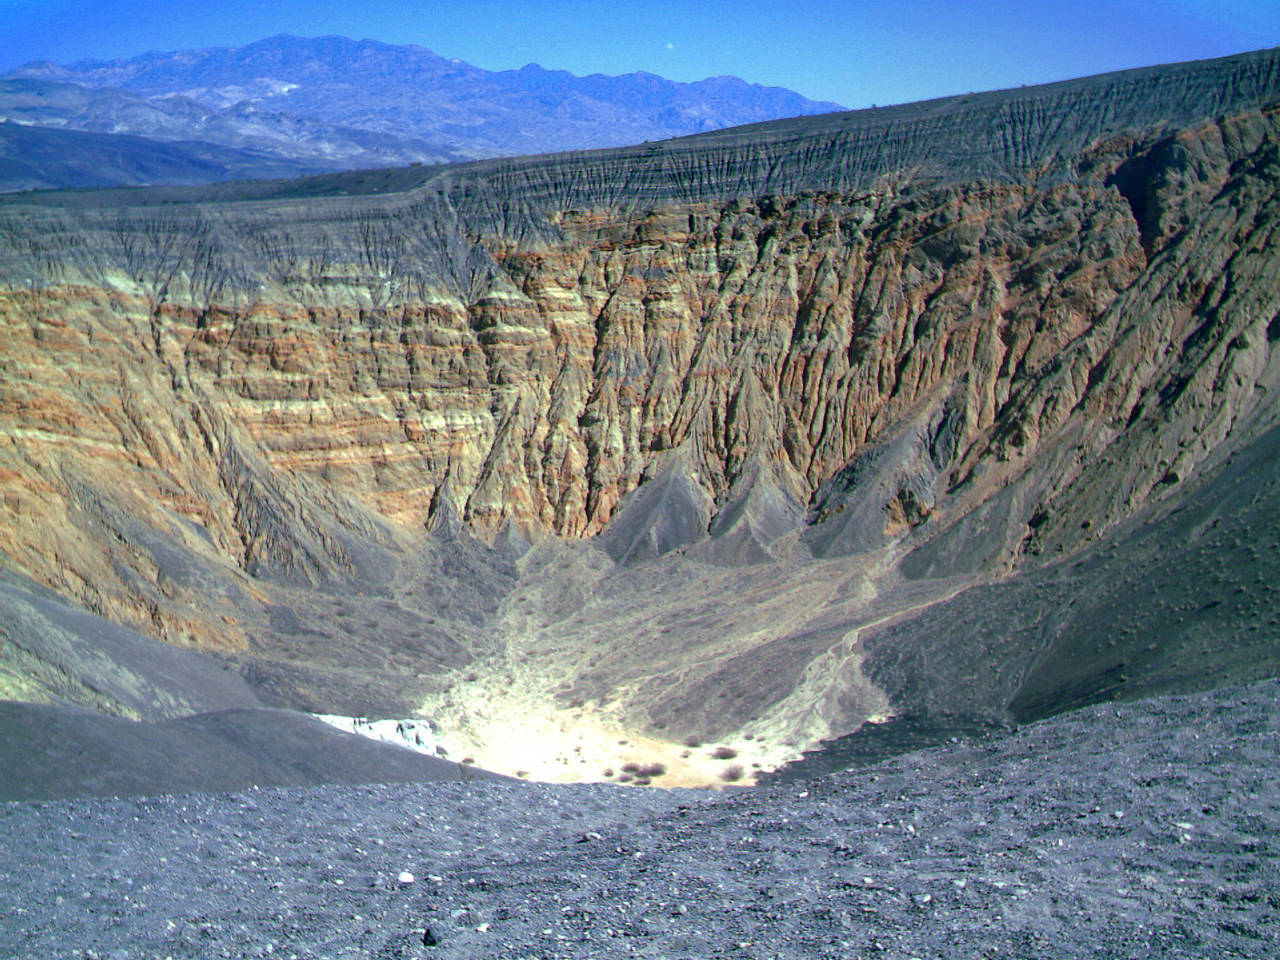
{"left": 3, "top": 679, "right": 1277, "bottom": 960}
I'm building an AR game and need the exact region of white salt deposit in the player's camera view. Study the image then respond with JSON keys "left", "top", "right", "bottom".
{"left": 311, "top": 714, "right": 446, "bottom": 757}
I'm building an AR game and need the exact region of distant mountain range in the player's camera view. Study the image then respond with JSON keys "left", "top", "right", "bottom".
{"left": 0, "top": 34, "right": 844, "bottom": 192}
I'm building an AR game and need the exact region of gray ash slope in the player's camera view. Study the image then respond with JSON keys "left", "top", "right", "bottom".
{"left": 2, "top": 678, "right": 1276, "bottom": 960}
{"left": 0, "top": 567, "right": 510, "bottom": 801}
{"left": 767, "top": 413, "right": 1280, "bottom": 784}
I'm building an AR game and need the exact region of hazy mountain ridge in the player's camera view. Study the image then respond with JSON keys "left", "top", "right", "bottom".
{"left": 0, "top": 34, "right": 844, "bottom": 190}
{"left": 1, "top": 48, "right": 1278, "bottom": 786}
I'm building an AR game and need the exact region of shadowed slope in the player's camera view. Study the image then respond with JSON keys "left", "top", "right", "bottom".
{"left": 0, "top": 701, "right": 506, "bottom": 801}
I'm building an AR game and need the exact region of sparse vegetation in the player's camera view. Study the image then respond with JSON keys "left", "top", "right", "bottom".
{"left": 720, "top": 764, "right": 745, "bottom": 782}
{"left": 712, "top": 746, "right": 738, "bottom": 760}
{"left": 621, "top": 760, "right": 666, "bottom": 779}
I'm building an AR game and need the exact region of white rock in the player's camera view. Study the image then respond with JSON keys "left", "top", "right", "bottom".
{"left": 398, "top": 871, "right": 415, "bottom": 885}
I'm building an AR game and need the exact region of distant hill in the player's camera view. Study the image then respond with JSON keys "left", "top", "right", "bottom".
{"left": 0, "top": 34, "right": 844, "bottom": 191}
{"left": 0, "top": 120, "right": 337, "bottom": 192}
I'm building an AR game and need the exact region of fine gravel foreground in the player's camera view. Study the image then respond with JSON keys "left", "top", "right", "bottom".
{"left": 2, "top": 679, "right": 1277, "bottom": 960}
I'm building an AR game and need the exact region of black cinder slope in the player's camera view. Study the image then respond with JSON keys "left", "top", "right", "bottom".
{"left": 0, "top": 679, "right": 1275, "bottom": 958}
{"left": 0, "top": 701, "right": 505, "bottom": 801}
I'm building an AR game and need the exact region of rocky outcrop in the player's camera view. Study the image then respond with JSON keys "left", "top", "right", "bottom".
{"left": 2, "top": 49, "right": 1280, "bottom": 781}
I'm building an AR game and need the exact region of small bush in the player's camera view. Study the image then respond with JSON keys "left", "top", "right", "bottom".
{"left": 637, "top": 762, "right": 666, "bottom": 778}
{"left": 712, "top": 746, "right": 738, "bottom": 760}
{"left": 719, "top": 764, "right": 744, "bottom": 782}
{"left": 683, "top": 736, "right": 702, "bottom": 748}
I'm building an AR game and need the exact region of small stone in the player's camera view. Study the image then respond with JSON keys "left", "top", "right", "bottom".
{"left": 397, "top": 871, "right": 415, "bottom": 885}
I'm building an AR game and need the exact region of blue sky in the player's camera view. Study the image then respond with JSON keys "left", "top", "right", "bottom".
{"left": 1, "top": 1, "right": 1277, "bottom": 108}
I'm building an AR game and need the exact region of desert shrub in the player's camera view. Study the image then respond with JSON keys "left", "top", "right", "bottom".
{"left": 712, "top": 746, "right": 738, "bottom": 760}
{"left": 637, "top": 762, "right": 666, "bottom": 778}
{"left": 719, "top": 764, "right": 744, "bottom": 782}
{"left": 683, "top": 735, "right": 702, "bottom": 748}
{"left": 621, "top": 762, "right": 641, "bottom": 774}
